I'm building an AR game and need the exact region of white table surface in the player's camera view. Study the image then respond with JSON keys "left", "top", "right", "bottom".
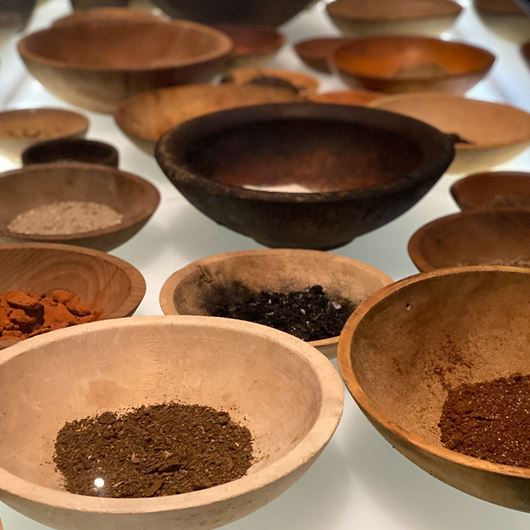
{"left": 1, "top": 1, "right": 530, "bottom": 529}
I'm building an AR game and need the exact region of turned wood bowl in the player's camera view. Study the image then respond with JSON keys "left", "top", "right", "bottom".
{"left": 0, "top": 315, "right": 343, "bottom": 529}
{"left": 53, "top": 7, "right": 166, "bottom": 26}
{"left": 371, "top": 93, "right": 530, "bottom": 174}
{"left": 309, "top": 89, "right": 383, "bottom": 106}
{"left": 331, "top": 36, "right": 495, "bottom": 95}
{"left": 0, "top": 108, "right": 89, "bottom": 161}
{"left": 474, "top": 0, "right": 530, "bottom": 43}
{"left": 159, "top": 249, "right": 392, "bottom": 358}
{"left": 339, "top": 266, "right": 530, "bottom": 512}
{"left": 17, "top": 19, "right": 233, "bottom": 113}
{"left": 408, "top": 210, "right": 530, "bottom": 271}
{"left": 0, "top": 163, "right": 160, "bottom": 252}
{"left": 114, "top": 84, "right": 301, "bottom": 154}
{"left": 156, "top": 102, "right": 454, "bottom": 250}
{"left": 326, "top": 0, "right": 463, "bottom": 37}
{"left": 0, "top": 242, "right": 145, "bottom": 350}
{"left": 294, "top": 37, "right": 353, "bottom": 73}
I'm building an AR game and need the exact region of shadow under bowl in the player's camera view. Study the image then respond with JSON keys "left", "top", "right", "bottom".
{"left": 294, "top": 37, "right": 353, "bottom": 73}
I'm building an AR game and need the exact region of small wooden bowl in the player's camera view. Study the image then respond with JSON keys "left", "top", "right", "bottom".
{"left": 0, "top": 163, "right": 160, "bottom": 252}
{"left": 326, "top": 0, "right": 463, "bottom": 37}
{"left": 22, "top": 138, "right": 119, "bottom": 167}
{"left": 309, "top": 89, "right": 383, "bottom": 106}
{"left": 474, "top": 0, "right": 530, "bottom": 43}
{"left": 114, "top": 84, "right": 301, "bottom": 154}
{"left": 371, "top": 93, "right": 530, "bottom": 174}
{"left": 408, "top": 210, "right": 530, "bottom": 272}
{"left": 294, "top": 37, "right": 353, "bottom": 73}
{"left": 338, "top": 266, "right": 530, "bottom": 512}
{"left": 0, "top": 242, "right": 146, "bottom": 350}
{"left": 522, "top": 40, "right": 530, "bottom": 69}
{"left": 0, "top": 315, "right": 343, "bottom": 529}
{"left": 53, "top": 7, "right": 166, "bottom": 26}
{"left": 159, "top": 249, "right": 392, "bottom": 358}
{"left": 0, "top": 108, "right": 89, "bottom": 161}
{"left": 331, "top": 36, "right": 495, "bottom": 95}
{"left": 17, "top": 19, "right": 233, "bottom": 113}
{"left": 451, "top": 171, "right": 530, "bottom": 211}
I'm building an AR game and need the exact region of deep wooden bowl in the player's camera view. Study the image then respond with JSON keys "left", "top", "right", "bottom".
{"left": 371, "top": 93, "right": 530, "bottom": 173}
{"left": 474, "top": 0, "right": 530, "bottom": 43}
{"left": 0, "top": 163, "right": 160, "bottom": 252}
{"left": 309, "top": 89, "right": 383, "bottom": 106}
{"left": 0, "top": 315, "right": 343, "bottom": 529}
{"left": 331, "top": 36, "right": 495, "bottom": 95}
{"left": 294, "top": 37, "right": 353, "bottom": 73}
{"left": 53, "top": 7, "right": 166, "bottom": 26}
{"left": 156, "top": 102, "right": 454, "bottom": 250}
{"left": 408, "top": 210, "right": 530, "bottom": 271}
{"left": 114, "top": 84, "right": 301, "bottom": 154}
{"left": 17, "top": 19, "right": 233, "bottom": 113}
{"left": 0, "top": 242, "right": 146, "bottom": 350}
{"left": 159, "top": 249, "right": 392, "bottom": 358}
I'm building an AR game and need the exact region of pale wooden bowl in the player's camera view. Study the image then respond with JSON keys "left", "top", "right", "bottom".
{"left": 0, "top": 315, "right": 344, "bottom": 529}
{"left": 338, "top": 266, "right": 530, "bottom": 512}
{"left": 0, "top": 163, "right": 160, "bottom": 251}
{"left": 474, "top": 0, "right": 530, "bottom": 43}
{"left": 0, "top": 242, "right": 146, "bottom": 350}
{"left": 371, "top": 92, "right": 530, "bottom": 174}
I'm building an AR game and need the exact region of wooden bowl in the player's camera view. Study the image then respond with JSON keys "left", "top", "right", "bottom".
{"left": 0, "top": 315, "right": 343, "bottom": 529}
{"left": 0, "top": 163, "right": 160, "bottom": 252}
{"left": 326, "top": 0, "right": 463, "bottom": 37}
{"left": 22, "top": 138, "right": 119, "bottom": 167}
{"left": 53, "top": 7, "right": 166, "bottom": 26}
{"left": 522, "top": 40, "right": 530, "bottom": 68}
{"left": 115, "top": 84, "right": 301, "bottom": 154}
{"left": 408, "top": 210, "right": 530, "bottom": 271}
{"left": 309, "top": 89, "right": 383, "bottom": 106}
{"left": 159, "top": 249, "right": 392, "bottom": 358}
{"left": 451, "top": 171, "right": 530, "bottom": 211}
{"left": 156, "top": 102, "right": 454, "bottom": 250}
{"left": 294, "top": 37, "right": 353, "bottom": 73}
{"left": 338, "top": 266, "right": 530, "bottom": 512}
{"left": 0, "top": 242, "right": 146, "bottom": 350}
{"left": 17, "top": 19, "right": 233, "bottom": 113}
{"left": 0, "top": 108, "right": 89, "bottom": 161}
{"left": 0, "top": 0, "right": 36, "bottom": 33}
{"left": 474, "top": 0, "right": 530, "bottom": 43}
{"left": 371, "top": 93, "right": 530, "bottom": 174}
{"left": 331, "top": 36, "right": 495, "bottom": 95}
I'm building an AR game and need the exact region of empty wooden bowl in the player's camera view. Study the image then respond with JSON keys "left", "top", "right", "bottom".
{"left": 338, "top": 266, "right": 530, "bottom": 512}
{"left": 159, "top": 249, "right": 392, "bottom": 358}
{"left": 115, "top": 84, "right": 301, "bottom": 154}
{"left": 0, "top": 108, "right": 89, "bottom": 161}
{"left": 53, "top": 7, "right": 166, "bottom": 26}
{"left": 371, "top": 93, "right": 530, "bottom": 173}
{"left": 0, "top": 163, "right": 160, "bottom": 251}
{"left": 156, "top": 102, "right": 454, "bottom": 249}
{"left": 326, "top": 0, "right": 463, "bottom": 37}
{"left": 474, "top": 0, "right": 530, "bottom": 43}
{"left": 0, "top": 242, "right": 146, "bottom": 350}
{"left": 331, "top": 36, "right": 495, "bottom": 95}
{"left": 0, "top": 315, "right": 343, "bottom": 529}
{"left": 17, "top": 19, "right": 233, "bottom": 113}
{"left": 309, "top": 89, "right": 383, "bottom": 106}
{"left": 294, "top": 37, "right": 353, "bottom": 73}
{"left": 408, "top": 210, "right": 530, "bottom": 271}
{"left": 451, "top": 171, "right": 530, "bottom": 211}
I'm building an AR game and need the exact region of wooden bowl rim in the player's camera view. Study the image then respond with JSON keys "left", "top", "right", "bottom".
{"left": 215, "top": 24, "right": 285, "bottom": 56}
{"left": 294, "top": 36, "right": 353, "bottom": 58}
{"left": 0, "top": 314, "right": 343, "bottom": 512}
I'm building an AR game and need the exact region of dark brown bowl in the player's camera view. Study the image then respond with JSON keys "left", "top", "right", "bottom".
{"left": 156, "top": 103, "right": 454, "bottom": 250}
{"left": 294, "top": 37, "right": 353, "bottom": 73}
{"left": 331, "top": 36, "right": 495, "bottom": 94}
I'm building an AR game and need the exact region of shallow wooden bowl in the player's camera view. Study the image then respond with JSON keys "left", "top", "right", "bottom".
{"left": 17, "top": 19, "right": 233, "bottom": 113}
{"left": 331, "top": 36, "right": 495, "bottom": 95}
{"left": 474, "top": 0, "right": 530, "bottom": 43}
{"left": 371, "top": 93, "right": 530, "bottom": 173}
{"left": 0, "top": 163, "right": 160, "bottom": 252}
{"left": 326, "top": 0, "right": 462, "bottom": 37}
{"left": 0, "top": 242, "right": 146, "bottom": 350}
{"left": 408, "top": 210, "right": 530, "bottom": 271}
{"left": 114, "top": 84, "right": 301, "bottom": 154}
{"left": 294, "top": 37, "right": 353, "bottom": 73}
{"left": 159, "top": 249, "right": 392, "bottom": 358}
{"left": 0, "top": 315, "right": 343, "bottom": 529}
{"left": 53, "top": 7, "right": 166, "bottom": 26}
{"left": 0, "top": 108, "right": 89, "bottom": 161}
{"left": 309, "top": 89, "right": 383, "bottom": 106}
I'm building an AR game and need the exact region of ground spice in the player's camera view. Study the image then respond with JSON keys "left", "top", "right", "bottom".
{"left": 439, "top": 373, "right": 530, "bottom": 468}
{"left": 0, "top": 289, "right": 98, "bottom": 340}
{"left": 54, "top": 402, "right": 253, "bottom": 498}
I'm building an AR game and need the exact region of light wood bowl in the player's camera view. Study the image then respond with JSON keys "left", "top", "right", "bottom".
{"left": 474, "top": 0, "right": 530, "bottom": 43}
{"left": 0, "top": 242, "right": 146, "bottom": 350}
{"left": 0, "top": 163, "right": 160, "bottom": 252}
{"left": 17, "top": 19, "right": 233, "bottom": 113}
{"left": 159, "top": 249, "right": 392, "bottom": 358}
{"left": 408, "top": 210, "right": 530, "bottom": 272}
{"left": 53, "top": 7, "right": 166, "bottom": 26}
{"left": 309, "top": 89, "right": 383, "bottom": 106}
{"left": 0, "top": 108, "right": 89, "bottom": 161}
{"left": 331, "top": 36, "right": 495, "bottom": 95}
{"left": 114, "top": 84, "right": 301, "bottom": 154}
{"left": 0, "top": 315, "right": 343, "bottom": 529}
{"left": 339, "top": 266, "right": 530, "bottom": 511}
{"left": 294, "top": 37, "right": 353, "bottom": 73}
{"left": 371, "top": 93, "right": 530, "bottom": 174}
